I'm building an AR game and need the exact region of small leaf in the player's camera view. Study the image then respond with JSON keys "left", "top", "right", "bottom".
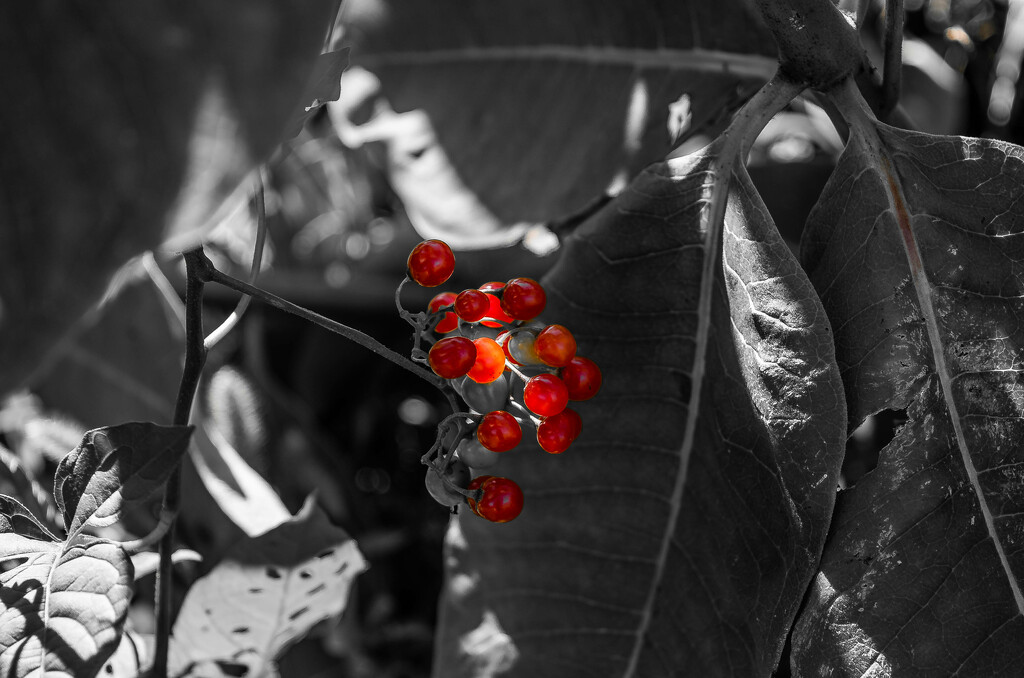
{"left": 0, "top": 533, "right": 133, "bottom": 678}
{"left": 54, "top": 423, "right": 193, "bottom": 540}
{"left": 0, "top": 494, "right": 60, "bottom": 543}
{"left": 794, "top": 84, "right": 1024, "bottom": 676}
{"left": 0, "top": 445, "right": 61, "bottom": 535}
{"left": 169, "top": 496, "right": 367, "bottom": 677}
{"left": 285, "top": 47, "right": 350, "bottom": 138}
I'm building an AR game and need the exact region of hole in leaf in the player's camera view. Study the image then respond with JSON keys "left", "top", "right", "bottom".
{"left": 288, "top": 606, "right": 309, "bottom": 621}
{"left": 299, "top": 570, "right": 311, "bottom": 579}
{"left": 105, "top": 665, "right": 113, "bottom": 674}
{"left": 0, "top": 557, "right": 28, "bottom": 574}
{"left": 266, "top": 567, "right": 282, "bottom": 579}
{"left": 308, "top": 583, "right": 326, "bottom": 595}
{"left": 316, "top": 549, "right": 334, "bottom": 559}
{"left": 335, "top": 563, "right": 348, "bottom": 575}
{"left": 215, "top": 661, "right": 249, "bottom": 677}
{"left": 248, "top": 587, "right": 263, "bottom": 594}
{"left": 232, "top": 626, "right": 250, "bottom": 635}
{"left": 842, "top": 409, "right": 906, "bottom": 488}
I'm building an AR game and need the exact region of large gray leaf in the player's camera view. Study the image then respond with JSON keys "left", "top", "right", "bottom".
{"left": 54, "top": 422, "right": 193, "bottom": 540}
{"left": 170, "top": 496, "right": 367, "bottom": 678}
{"left": 0, "top": 1, "right": 336, "bottom": 394}
{"left": 794, "top": 85, "right": 1024, "bottom": 676}
{"left": 433, "top": 133, "right": 846, "bottom": 675}
{"left": 0, "top": 531, "right": 132, "bottom": 678}
{"left": 335, "top": 0, "right": 778, "bottom": 244}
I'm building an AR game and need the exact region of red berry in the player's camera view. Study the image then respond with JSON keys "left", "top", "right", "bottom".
{"left": 536, "top": 408, "right": 582, "bottom": 454}
{"left": 477, "top": 410, "right": 522, "bottom": 452}
{"left": 560, "top": 356, "right": 602, "bottom": 400}
{"left": 472, "top": 476, "right": 524, "bottom": 523}
{"left": 456, "top": 436, "right": 501, "bottom": 469}
{"left": 478, "top": 282, "right": 513, "bottom": 328}
{"left": 467, "top": 338, "right": 507, "bottom": 384}
{"left": 456, "top": 375, "right": 510, "bottom": 413}
{"left": 500, "top": 278, "right": 546, "bottom": 320}
{"left": 455, "top": 289, "right": 490, "bottom": 323}
{"left": 534, "top": 324, "right": 577, "bottom": 367}
{"left": 523, "top": 373, "right": 569, "bottom": 417}
{"left": 428, "top": 292, "right": 458, "bottom": 333}
{"left": 496, "top": 332, "right": 520, "bottom": 366}
{"left": 424, "top": 459, "right": 471, "bottom": 507}
{"left": 428, "top": 336, "right": 476, "bottom": 379}
{"left": 407, "top": 240, "right": 455, "bottom": 287}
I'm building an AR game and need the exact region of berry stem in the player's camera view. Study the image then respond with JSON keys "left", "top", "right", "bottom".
{"left": 505, "top": 361, "right": 532, "bottom": 384}
{"left": 198, "top": 252, "right": 450, "bottom": 397}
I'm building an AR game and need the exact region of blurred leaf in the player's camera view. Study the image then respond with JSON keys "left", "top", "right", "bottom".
{"left": 101, "top": 630, "right": 151, "bottom": 678}
{"left": 54, "top": 422, "right": 192, "bottom": 540}
{"left": 794, "top": 90, "right": 1024, "bottom": 675}
{"left": 0, "top": 494, "right": 60, "bottom": 543}
{"left": 30, "top": 257, "right": 185, "bottom": 429}
{"left": 190, "top": 416, "right": 291, "bottom": 538}
{"left": 130, "top": 549, "right": 202, "bottom": 580}
{"left": 434, "top": 137, "right": 846, "bottom": 675}
{"left": 0, "top": 530, "right": 132, "bottom": 678}
{"left": 205, "top": 366, "right": 269, "bottom": 475}
{"left": 285, "top": 47, "right": 351, "bottom": 139}
{"left": 0, "top": 446, "right": 60, "bottom": 535}
{"left": 333, "top": 0, "right": 778, "bottom": 247}
{"left": 0, "top": 1, "right": 337, "bottom": 393}
{"left": 169, "top": 496, "right": 368, "bottom": 678}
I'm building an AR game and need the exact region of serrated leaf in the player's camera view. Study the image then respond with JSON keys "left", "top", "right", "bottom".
{"left": 285, "top": 47, "right": 350, "bottom": 138}
{"left": 0, "top": 533, "right": 132, "bottom": 678}
{"left": 0, "top": 1, "right": 336, "bottom": 393}
{"left": 434, "top": 134, "right": 846, "bottom": 675}
{"left": 169, "top": 496, "right": 367, "bottom": 678}
{"left": 334, "top": 0, "right": 778, "bottom": 245}
{"left": 54, "top": 423, "right": 193, "bottom": 540}
{"left": 794, "top": 85, "right": 1024, "bottom": 676}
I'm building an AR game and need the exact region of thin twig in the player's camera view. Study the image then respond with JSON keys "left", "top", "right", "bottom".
{"left": 152, "top": 249, "right": 209, "bottom": 678}
{"left": 204, "top": 169, "right": 269, "bottom": 350}
{"left": 881, "top": 0, "right": 905, "bottom": 117}
{"left": 119, "top": 508, "right": 175, "bottom": 555}
{"left": 200, "top": 253, "right": 448, "bottom": 395}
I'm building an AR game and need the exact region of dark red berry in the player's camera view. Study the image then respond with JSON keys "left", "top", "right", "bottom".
{"left": 455, "top": 289, "right": 490, "bottom": 323}
{"left": 479, "top": 282, "right": 513, "bottom": 327}
{"left": 534, "top": 324, "right": 577, "bottom": 367}
{"left": 428, "top": 336, "right": 476, "bottom": 379}
{"left": 477, "top": 410, "right": 522, "bottom": 452}
{"left": 407, "top": 240, "right": 455, "bottom": 287}
{"left": 536, "top": 408, "right": 582, "bottom": 454}
{"left": 523, "top": 373, "right": 569, "bottom": 417}
{"left": 473, "top": 476, "right": 524, "bottom": 523}
{"left": 500, "top": 278, "right": 546, "bottom": 320}
{"left": 560, "top": 356, "right": 602, "bottom": 400}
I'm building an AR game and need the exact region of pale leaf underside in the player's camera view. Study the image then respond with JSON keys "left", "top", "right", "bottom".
{"left": 0, "top": 535, "right": 132, "bottom": 678}
{"left": 796, "top": 108, "right": 1024, "bottom": 675}
{"left": 433, "top": 136, "right": 845, "bottom": 677}
{"left": 337, "top": 0, "right": 778, "bottom": 229}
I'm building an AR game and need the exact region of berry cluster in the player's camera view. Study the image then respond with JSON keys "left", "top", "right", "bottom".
{"left": 403, "top": 240, "right": 602, "bottom": 523}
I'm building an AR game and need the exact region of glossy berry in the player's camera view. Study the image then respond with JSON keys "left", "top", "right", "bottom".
{"left": 428, "top": 336, "right": 476, "bottom": 379}
{"left": 424, "top": 459, "right": 471, "bottom": 507}
{"left": 560, "top": 356, "right": 602, "bottom": 400}
{"left": 477, "top": 410, "right": 522, "bottom": 452}
{"left": 534, "top": 324, "right": 577, "bottom": 367}
{"left": 456, "top": 436, "right": 502, "bottom": 469}
{"left": 536, "top": 408, "right": 582, "bottom": 454}
{"left": 467, "top": 337, "right": 507, "bottom": 384}
{"left": 523, "top": 373, "right": 569, "bottom": 417}
{"left": 428, "top": 292, "right": 459, "bottom": 333}
{"left": 456, "top": 375, "right": 510, "bottom": 413}
{"left": 407, "top": 240, "right": 455, "bottom": 287}
{"left": 496, "top": 332, "right": 519, "bottom": 366}
{"left": 471, "top": 476, "right": 524, "bottom": 523}
{"left": 500, "top": 278, "right": 546, "bottom": 320}
{"left": 455, "top": 289, "right": 490, "bottom": 323}
{"left": 507, "top": 330, "right": 544, "bottom": 365}
{"left": 478, "top": 282, "right": 514, "bottom": 328}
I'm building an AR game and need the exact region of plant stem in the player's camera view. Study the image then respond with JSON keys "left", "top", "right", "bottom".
{"left": 881, "top": 0, "right": 905, "bottom": 117}
{"left": 198, "top": 253, "right": 447, "bottom": 393}
{"left": 152, "top": 249, "right": 208, "bottom": 678}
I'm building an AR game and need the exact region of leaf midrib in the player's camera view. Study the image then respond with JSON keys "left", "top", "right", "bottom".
{"left": 842, "top": 83, "right": 1024, "bottom": 615}
{"left": 359, "top": 46, "right": 777, "bottom": 80}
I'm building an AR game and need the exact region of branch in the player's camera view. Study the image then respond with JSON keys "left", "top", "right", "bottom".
{"left": 881, "top": 0, "right": 905, "bottom": 117}
{"left": 152, "top": 248, "right": 209, "bottom": 678}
